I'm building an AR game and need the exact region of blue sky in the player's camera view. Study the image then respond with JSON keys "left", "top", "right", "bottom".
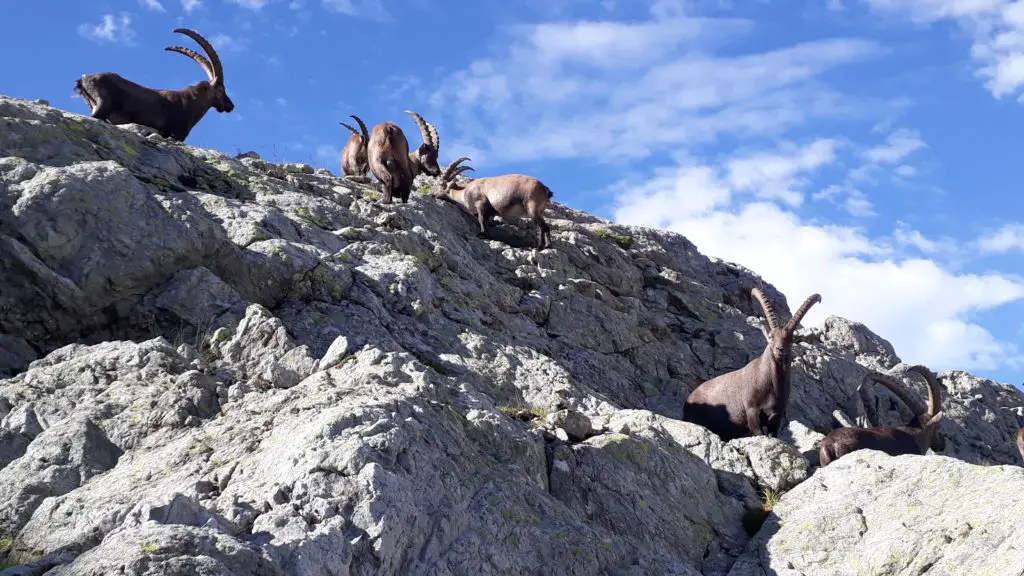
{"left": 2, "top": 0, "right": 1023, "bottom": 387}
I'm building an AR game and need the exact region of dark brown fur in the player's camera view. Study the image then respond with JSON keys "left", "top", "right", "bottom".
{"left": 435, "top": 157, "right": 554, "bottom": 250}
{"left": 340, "top": 115, "right": 370, "bottom": 180}
{"left": 683, "top": 288, "right": 821, "bottom": 441}
{"left": 74, "top": 28, "right": 232, "bottom": 142}
{"left": 367, "top": 121, "right": 412, "bottom": 204}
{"left": 819, "top": 365, "right": 944, "bottom": 466}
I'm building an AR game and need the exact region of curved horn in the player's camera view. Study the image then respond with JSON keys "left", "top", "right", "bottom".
{"left": 164, "top": 46, "right": 215, "bottom": 81}
{"left": 173, "top": 28, "right": 223, "bottom": 80}
{"left": 866, "top": 371, "right": 927, "bottom": 417}
{"left": 351, "top": 114, "right": 369, "bottom": 142}
{"left": 442, "top": 156, "right": 472, "bottom": 182}
{"left": 906, "top": 365, "right": 942, "bottom": 417}
{"left": 785, "top": 293, "right": 822, "bottom": 332}
{"left": 427, "top": 120, "right": 439, "bottom": 150}
{"left": 751, "top": 287, "right": 779, "bottom": 332}
{"left": 452, "top": 166, "right": 475, "bottom": 177}
{"left": 404, "top": 110, "right": 434, "bottom": 148}
{"left": 339, "top": 122, "right": 359, "bottom": 136}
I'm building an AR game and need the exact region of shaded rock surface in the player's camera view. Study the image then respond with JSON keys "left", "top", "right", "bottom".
{"left": 1, "top": 95, "right": 1023, "bottom": 574}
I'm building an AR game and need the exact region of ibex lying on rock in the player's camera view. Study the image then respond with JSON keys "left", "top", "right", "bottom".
{"left": 339, "top": 115, "right": 370, "bottom": 182}
{"left": 683, "top": 288, "right": 821, "bottom": 441}
{"left": 433, "top": 157, "right": 554, "bottom": 250}
{"left": 74, "top": 28, "right": 233, "bottom": 141}
{"left": 818, "top": 365, "right": 944, "bottom": 466}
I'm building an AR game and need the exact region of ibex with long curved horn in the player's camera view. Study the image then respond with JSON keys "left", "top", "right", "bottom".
{"left": 819, "top": 366, "right": 945, "bottom": 466}
{"left": 683, "top": 288, "right": 821, "bottom": 441}
{"left": 339, "top": 114, "right": 370, "bottom": 182}
{"left": 74, "top": 28, "right": 233, "bottom": 142}
{"left": 433, "top": 157, "right": 554, "bottom": 250}
{"left": 366, "top": 111, "right": 442, "bottom": 204}
{"left": 404, "top": 110, "right": 441, "bottom": 178}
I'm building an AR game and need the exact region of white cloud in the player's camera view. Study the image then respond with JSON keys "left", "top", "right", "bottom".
{"left": 227, "top": 0, "right": 269, "bottom": 8}
{"left": 978, "top": 223, "right": 1024, "bottom": 253}
{"left": 863, "top": 128, "right": 926, "bottom": 164}
{"left": 77, "top": 13, "right": 136, "bottom": 45}
{"left": 426, "top": 7, "right": 880, "bottom": 166}
{"left": 612, "top": 151, "right": 1024, "bottom": 372}
{"left": 211, "top": 33, "right": 247, "bottom": 53}
{"left": 865, "top": 0, "right": 1024, "bottom": 99}
{"left": 322, "top": 0, "right": 389, "bottom": 19}
{"left": 139, "top": 0, "right": 166, "bottom": 11}
{"left": 182, "top": 0, "right": 202, "bottom": 12}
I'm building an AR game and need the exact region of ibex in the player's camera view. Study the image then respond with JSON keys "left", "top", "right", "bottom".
{"left": 433, "top": 157, "right": 554, "bottom": 250}
{"left": 818, "top": 365, "right": 944, "bottom": 466}
{"left": 74, "top": 28, "right": 233, "bottom": 142}
{"left": 683, "top": 288, "right": 821, "bottom": 441}
{"left": 404, "top": 110, "right": 441, "bottom": 179}
{"left": 367, "top": 121, "right": 413, "bottom": 204}
{"left": 1017, "top": 427, "right": 1024, "bottom": 462}
{"left": 365, "top": 110, "right": 441, "bottom": 204}
{"left": 339, "top": 115, "right": 370, "bottom": 182}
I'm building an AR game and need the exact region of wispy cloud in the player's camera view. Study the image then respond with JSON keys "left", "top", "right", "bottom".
{"left": 865, "top": 0, "right": 1024, "bottom": 100}
{"left": 181, "top": 0, "right": 202, "bottom": 13}
{"left": 612, "top": 146, "right": 1024, "bottom": 372}
{"left": 139, "top": 0, "right": 166, "bottom": 11}
{"left": 227, "top": 0, "right": 270, "bottom": 8}
{"left": 322, "top": 0, "right": 389, "bottom": 20}
{"left": 425, "top": 6, "right": 880, "bottom": 166}
{"left": 978, "top": 224, "right": 1024, "bottom": 253}
{"left": 211, "top": 33, "right": 248, "bottom": 53}
{"left": 77, "top": 13, "right": 136, "bottom": 45}
{"left": 863, "top": 128, "right": 927, "bottom": 164}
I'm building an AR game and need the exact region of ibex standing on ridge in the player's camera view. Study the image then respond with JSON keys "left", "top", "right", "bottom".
{"left": 683, "top": 288, "right": 821, "bottom": 441}
{"left": 365, "top": 111, "right": 441, "bottom": 204}
{"left": 818, "top": 366, "right": 945, "bottom": 466}
{"left": 340, "top": 115, "right": 370, "bottom": 182}
{"left": 74, "top": 28, "right": 233, "bottom": 142}
{"left": 433, "top": 157, "right": 554, "bottom": 250}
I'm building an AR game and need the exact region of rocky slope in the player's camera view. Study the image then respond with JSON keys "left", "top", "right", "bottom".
{"left": 0, "top": 95, "right": 1022, "bottom": 575}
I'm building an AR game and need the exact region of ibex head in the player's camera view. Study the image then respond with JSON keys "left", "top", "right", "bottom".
{"left": 752, "top": 287, "right": 821, "bottom": 361}
{"left": 164, "top": 28, "right": 233, "bottom": 113}
{"left": 405, "top": 110, "right": 441, "bottom": 176}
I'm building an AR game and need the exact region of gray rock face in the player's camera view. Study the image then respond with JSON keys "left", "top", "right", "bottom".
{"left": 728, "top": 451, "right": 1024, "bottom": 575}
{"left": 1, "top": 94, "right": 1023, "bottom": 574}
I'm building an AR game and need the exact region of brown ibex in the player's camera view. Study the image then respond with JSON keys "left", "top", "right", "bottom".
{"left": 74, "top": 28, "right": 233, "bottom": 142}
{"left": 818, "top": 365, "right": 944, "bottom": 466}
{"left": 683, "top": 288, "right": 821, "bottom": 441}
{"left": 339, "top": 114, "right": 370, "bottom": 182}
{"left": 404, "top": 110, "right": 441, "bottom": 178}
{"left": 367, "top": 121, "right": 413, "bottom": 204}
{"left": 433, "top": 157, "right": 554, "bottom": 250}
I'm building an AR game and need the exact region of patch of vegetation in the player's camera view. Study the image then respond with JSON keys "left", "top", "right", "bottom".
{"left": 497, "top": 405, "right": 550, "bottom": 422}
{"left": 417, "top": 185, "right": 432, "bottom": 194}
{"left": 594, "top": 228, "right": 635, "bottom": 250}
{"left": 294, "top": 207, "right": 328, "bottom": 229}
{"left": 362, "top": 190, "right": 382, "bottom": 200}
{"left": 332, "top": 355, "right": 355, "bottom": 370}
{"left": 742, "top": 486, "right": 784, "bottom": 536}
{"left": 141, "top": 542, "right": 161, "bottom": 554}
